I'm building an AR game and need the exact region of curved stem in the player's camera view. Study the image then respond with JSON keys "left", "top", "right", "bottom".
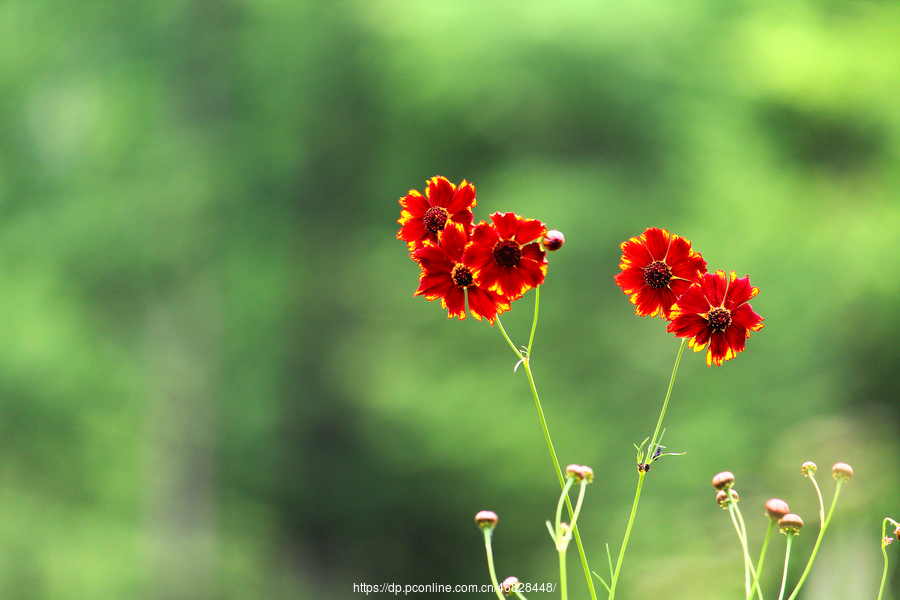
{"left": 786, "top": 479, "right": 843, "bottom": 600}
{"left": 728, "top": 503, "right": 753, "bottom": 597}
{"left": 608, "top": 470, "right": 645, "bottom": 599}
{"left": 483, "top": 529, "right": 505, "bottom": 600}
{"left": 777, "top": 535, "right": 794, "bottom": 600}
{"left": 877, "top": 518, "right": 898, "bottom": 600}
{"left": 646, "top": 339, "right": 687, "bottom": 463}
{"left": 746, "top": 519, "right": 776, "bottom": 600}
{"left": 495, "top": 290, "right": 598, "bottom": 600}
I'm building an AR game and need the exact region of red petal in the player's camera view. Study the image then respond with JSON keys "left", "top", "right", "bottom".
{"left": 619, "top": 236, "right": 653, "bottom": 267}
{"left": 641, "top": 228, "right": 671, "bottom": 260}
{"left": 514, "top": 218, "right": 547, "bottom": 244}
{"left": 447, "top": 179, "right": 476, "bottom": 214}
{"left": 724, "top": 273, "right": 759, "bottom": 309}
{"left": 731, "top": 303, "right": 764, "bottom": 332}
{"left": 490, "top": 212, "right": 521, "bottom": 239}
{"left": 615, "top": 268, "right": 647, "bottom": 295}
{"left": 426, "top": 176, "right": 456, "bottom": 207}
{"left": 442, "top": 286, "right": 467, "bottom": 320}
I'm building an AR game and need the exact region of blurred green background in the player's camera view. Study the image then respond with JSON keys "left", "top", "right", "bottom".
{"left": 1, "top": 1, "right": 898, "bottom": 599}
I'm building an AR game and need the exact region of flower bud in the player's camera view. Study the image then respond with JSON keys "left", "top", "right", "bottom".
{"left": 541, "top": 230, "right": 565, "bottom": 251}
{"left": 765, "top": 499, "right": 790, "bottom": 521}
{"left": 717, "top": 488, "right": 738, "bottom": 508}
{"left": 801, "top": 461, "right": 817, "bottom": 476}
{"left": 565, "top": 464, "right": 594, "bottom": 483}
{"left": 475, "top": 510, "right": 498, "bottom": 529}
{"left": 500, "top": 576, "right": 519, "bottom": 596}
{"left": 894, "top": 525, "right": 900, "bottom": 541}
{"left": 831, "top": 462, "right": 853, "bottom": 481}
{"left": 779, "top": 513, "right": 804, "bottom": 535}
{"left": 712, "top": 471, "right": 735, "bottom": 490}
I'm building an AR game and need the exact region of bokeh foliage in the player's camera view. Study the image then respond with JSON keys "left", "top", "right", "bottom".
{"left": 1, "top": 1, "right": 898, "bottom": 599}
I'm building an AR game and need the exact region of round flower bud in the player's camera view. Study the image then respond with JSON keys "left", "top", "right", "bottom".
{"left": 475, "top": 510, "right": 498, "bottom": 529}
{"left": 500, "top": 576, "right": 519, "bottom": 596}
{"left": 580, "top": 465, "right": 594, "bottom": 483}
{"left": 541, "top": 230, "right": 565, "bottom": 251}
{"left": 765, "top": 499, "right": 790, "bottom": 521}
{"left": 831, "top": 462, "right": 853, "bottom": 481}
{"left": 779, "top": 513, "right": 804, "bottom": 535}
{"left": 566, "top": 464, "right": 583, "bottom": 479}
{"left": 716, "top": 488, "right": 738, "bottom": 508}
{"left": 894, "top": 525, "right": 900, "bottom": 541}
{"left": 801, "top": 461, "right": 817, "bottom": 476}
{"left": 712, "top": 471, "right": 735, "bottom": 490}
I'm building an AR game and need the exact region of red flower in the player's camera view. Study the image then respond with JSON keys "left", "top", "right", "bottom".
{"left": 614, "top": 227, "right": 707, "bottom": 320}
{"left": 666, "top": 270, "right": 764, "bottom": 366}
{"left": 462, "top": 212, "right": 547, "bottom": 301}
{"left": 397, "top": 176, "right": 476, "bottom": 252}
{"left": 413, "top": 223, "right": 511, "bottom": 324}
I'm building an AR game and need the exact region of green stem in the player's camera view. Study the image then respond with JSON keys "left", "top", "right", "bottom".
{"left": 746, "top": 520, "right": 776, "bottom": 600}
{"left": 646, "top": 339, "right": 687, "bottom": 462}
{"left": 785, "top": 479, "right": 843, "bottom": 600}
{"left": 483, "top": 529, "right": 505, "bottom": 600}
{"left": 777, "top": 535, "right": 794, "bottom": 600}
{"left": 607, "top": 338, "right": 687, "bottom": 600}
{"left": 729, "top": 502, "right": 761, "bottom": 599}
{"left": 608, "top": 470, "right": 645, "bottom": 599}
{"left": 877, "top": 518, "right": 898, "bottom": 600}
{"left": 560, "top": 543, "right": 568, "bottom": 600}
{"left": 495, "top": 290, "right": 598, "bottom": 600}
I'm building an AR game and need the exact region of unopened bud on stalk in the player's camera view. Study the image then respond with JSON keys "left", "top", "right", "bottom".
{"left": 765, "top": 499, "right": 790, "bottom": 521}
{"left": 717, "top": 488, "right": 738, "bottom": 508}
{"left": 894, "top": 525, "right": 900, "bottom": 542}
{"left": 475, "top": 511, "right": 498, "bottom": 529}
{"left": 565, "top": 464, "right": 594, "bottom": 483}
{"left": 831, "top": 462, "right": 853, "bottom": 481}
{"left": 712, "top": 471, "right": 735, "bottom": 490}
{"left": 541, "top": 230, "right": 565, "bottom": 251}
{"left": 801, "top": 461, "right": 817, "bottom": 476}
{"left": 779, "top": 513, "right": 804, "bottom": 535}
{"left": 500, "top": 576, "right": 519, "bottom": 596}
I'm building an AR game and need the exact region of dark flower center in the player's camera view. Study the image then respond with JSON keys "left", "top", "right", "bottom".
{"left": 643, "top": 261, "right": 672, "bottom": 289}
{"left": 707, "top": 307, "right": 732, "bottom": 331}
{"left": 451, "top": 264, "right": 474, "bottom": 288}
{"left": 423, "top": 207, "right": 450, "bottom": 235}
{"left": 492, "top": 239, "right": 522, "bottom": 268}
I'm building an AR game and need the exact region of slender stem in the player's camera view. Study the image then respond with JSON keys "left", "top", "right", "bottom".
{"left": 728, "top": 503, "right": 753, "bottom": 597}
{"left": 608, "top": 470, "right": 645, "bottom": 599}
{"left": 777, "top": 535, "right": 794, "bottom": 600}
{"left": 527, "top": 283, "right": 540, "bottom": 356}
{"left": 808, "top": 474, "right": 824, "bottom": 526}
{"left": 646, "top": 339, "right": 687, "bottom": 462}
{"left": 560, "top": 543, "right": 568, "bottom": 600}
{"left": 608, "top": 339, "right": 687, "bottom": 600}
{"left": 732, "top": 502, "right": 761, "bottom": 599}
{"left": 483, "top": 529, "right": 506, "bottom": 600}
{"left": 746, "top": 520, "right": 776, "bottom": 600}
{"left": 556, "top": 478, "right": 575, "bottom": 542}
{"left": 786, "top": 479, "right": 843, "bottom": 600}
{"left": 495, "top": 290, "right": 598, "bottom": 600}
{"left": 877, "top": 518, "right": 898, "bottom": 600}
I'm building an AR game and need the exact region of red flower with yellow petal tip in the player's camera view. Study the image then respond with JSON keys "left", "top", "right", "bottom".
{"left": 397, "top": 176, "right": 476, "bottom": 252}
{"left": 614, "top": 227, "right": 707, "bottom": 320}
{"left": 666, "top": 270, "right": 764, "bottom": 366}
{"left": 462, "top": 212, "right": 547, "bottom": 301}
{"left": 413, "top": 223, "right": 511, "bottom": 324}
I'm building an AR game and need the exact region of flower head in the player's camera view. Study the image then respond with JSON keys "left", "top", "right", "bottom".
{"left": 413, "top": 223, "right": 510, "bottom": 324}
{"left": 779, "top": 513, "right": 804, "bottom": 535}
{"left": 397, "top": 176, "right": 476, "bottom": 252}
{"left": 765, "top": 499, "right": 790, "bottom": 521}
{"left": 475, "top": 510, "right": 499, "bottom": 529}
{"left": 667, "top": 270, "right": 764, "bottom": 366}
{"left": 614, "top": 228, "right": 707, "bottom": 320}
{"left": 462, "top": 212, "right": 548, "bottom": 301}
